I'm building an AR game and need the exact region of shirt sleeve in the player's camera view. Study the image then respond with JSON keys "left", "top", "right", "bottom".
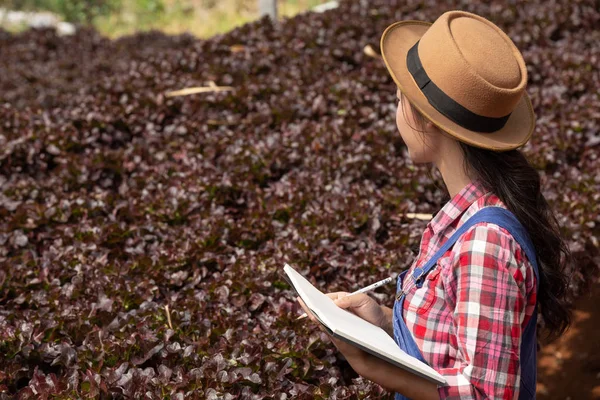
{"left": 437, "top": 223, "right": 530, "bottom": 399}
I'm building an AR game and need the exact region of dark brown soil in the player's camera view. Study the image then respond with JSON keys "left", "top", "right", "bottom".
{"left": 538, "top": 283, "right": 600, "bottom": 399}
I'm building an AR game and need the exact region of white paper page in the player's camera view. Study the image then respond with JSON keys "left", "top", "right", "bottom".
{"left": 285, "top": 263, "right": 387, "bottom": 330}
{"left": 283, "top": 263, "right": 339, "bottom": 327}
{"left": 284, "top": 263, "right": 446, "bottom": 384}
{"left": 334, "top": 326, "right": 444, "bottom": 383}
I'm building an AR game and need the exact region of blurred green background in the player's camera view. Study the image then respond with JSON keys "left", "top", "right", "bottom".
{"left": 1, "top": 0, "right": 330, "bottom": 38}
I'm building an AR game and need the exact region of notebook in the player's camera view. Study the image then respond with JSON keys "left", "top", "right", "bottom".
{"left": 283, "top": 263, "right": 446, "bottom": 386}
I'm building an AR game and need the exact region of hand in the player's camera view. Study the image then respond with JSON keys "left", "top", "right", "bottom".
{"left": 296, "top": 296, "right": 369, "bottom": 371}
{"left": 325, "top": 291, "right": 388, "bottom": 330}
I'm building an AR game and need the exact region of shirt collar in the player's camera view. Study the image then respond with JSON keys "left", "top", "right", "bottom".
{"left": 427, "top": 179, "right": 488, "bottom": 236}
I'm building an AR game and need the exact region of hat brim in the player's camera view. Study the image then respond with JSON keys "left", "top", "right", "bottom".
{"left": 380, "top": 21, "right": 536, "bottom": 151}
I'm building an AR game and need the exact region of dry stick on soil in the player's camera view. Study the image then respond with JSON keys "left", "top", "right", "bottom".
{"left": 165, "top": 81, "right": 234, "bottom": 97}
{"left": 404, "top": 213, "right": 433, "bottom": 221}
{"left": 165, "top": 305, "right": 174, "bottom": 330}
{"left": 363, "top": 44, "right": 382, "bottom": 59}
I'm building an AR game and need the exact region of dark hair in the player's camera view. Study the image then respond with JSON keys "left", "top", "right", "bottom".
{"left": 400, "top": 92, "right": 572, "bottom": 341}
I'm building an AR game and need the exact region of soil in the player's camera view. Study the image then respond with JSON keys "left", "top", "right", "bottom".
{"left": 538, "top": 282, "right": 600, "bottom": 399}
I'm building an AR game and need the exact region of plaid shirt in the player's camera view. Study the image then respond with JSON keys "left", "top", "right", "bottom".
{"left": 400, "top": 179, "right": 537, "bottom": 399}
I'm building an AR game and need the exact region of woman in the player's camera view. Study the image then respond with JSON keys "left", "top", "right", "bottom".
{"left": 297, "top": 10, "right": 572, "bottom": 399}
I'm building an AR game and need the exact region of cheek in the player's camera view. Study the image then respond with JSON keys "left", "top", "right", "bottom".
{"left": 395, "top": 104, "right": 430, "bottom": 162}
{"left": 395, "top": 103, "right": 406, "bottom": 132}
{"left": 396, "top": 105, "right": 414, "bottom": 144}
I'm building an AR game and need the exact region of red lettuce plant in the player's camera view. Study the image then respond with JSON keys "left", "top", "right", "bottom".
{"left": 0, "top": 0, "right": 598, "bottom": 397}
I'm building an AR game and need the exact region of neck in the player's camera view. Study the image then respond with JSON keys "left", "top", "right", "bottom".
{"left": 433, "top": 135, "right": 474, "bottom": 198}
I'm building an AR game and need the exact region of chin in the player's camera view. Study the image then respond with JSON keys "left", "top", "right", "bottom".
{"left": 407, "top": 146, "right": 435, "bottom": 164}
{"left": 407, "top": 150, "right": 426, "bottom": 164}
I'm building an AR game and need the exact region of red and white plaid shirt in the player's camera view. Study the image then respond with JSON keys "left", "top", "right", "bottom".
{"left": 400, "top": 179, "right": 537, "bottom": 399}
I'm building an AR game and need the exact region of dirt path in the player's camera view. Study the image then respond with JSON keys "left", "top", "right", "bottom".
{"left": 538, "top": 283, "right": 600, "bottom": 399}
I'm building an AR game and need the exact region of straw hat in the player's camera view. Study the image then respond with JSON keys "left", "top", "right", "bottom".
{"left": 380, "top": 11, "right": 535, "bottom": 151}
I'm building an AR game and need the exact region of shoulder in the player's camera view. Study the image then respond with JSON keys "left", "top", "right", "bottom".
{"left": 453, "top": 193, "right": 528, "bottom": 262}
{"left": 451, "top": 193, "right": 520, "bottom": 256}
{"left": 444, "top": 200, "right": 536, "bottom": 291}
{"left": 453, "top": 220, "right": 525, "bottom": 263}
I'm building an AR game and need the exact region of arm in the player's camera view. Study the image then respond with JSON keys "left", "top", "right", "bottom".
{"left": 355, "top": 351, "right": 441, "bottom": 400}
{"left": 436, "top": 225, "right": 530, "bottom": 399}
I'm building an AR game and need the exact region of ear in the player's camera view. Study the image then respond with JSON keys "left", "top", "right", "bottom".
{"left": 424, "top": 119, "right": 437, "bottom": 132}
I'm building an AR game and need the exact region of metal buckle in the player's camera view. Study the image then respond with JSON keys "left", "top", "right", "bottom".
{"left": 395, "top": 290, "right": 404, "bottom": 301}
{"left": 413, "top": 267, "right": 425, "bottom": 288}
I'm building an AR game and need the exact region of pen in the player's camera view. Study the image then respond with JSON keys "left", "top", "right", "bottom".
{"left": 296, "top": 276, "right": 394, "bottom": 320}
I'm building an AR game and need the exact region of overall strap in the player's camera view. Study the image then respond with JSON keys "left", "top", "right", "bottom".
{"left": 412, "top": 206, "right": 540, "bottom": 291}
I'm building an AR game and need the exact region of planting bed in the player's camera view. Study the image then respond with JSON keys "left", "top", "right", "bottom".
{"left": 0, "top": 0, "right": 599, "bottom": 398}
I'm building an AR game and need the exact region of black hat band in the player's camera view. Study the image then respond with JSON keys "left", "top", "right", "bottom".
{"left": 406, "top": 40, "right": 512, "bottom": 133}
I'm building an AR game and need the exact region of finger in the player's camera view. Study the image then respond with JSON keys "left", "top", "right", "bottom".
{"left": 296, "top": 297, "right": 317, "bottom": 322}
{"left": 296, "top": 296, "right": 305, "bottom": 309}
{"left": 326, "top": 333, "right": 339, "bottom": 348}
{"left": 297, "top": 297, "right": 310, "bottom": 313}
{"left": 335, "top": 293, "right": 370, "bottom": 309}
{"left": 326, "top": 292, "right": 350, "bottom": 301}
{"left": 328, "top": 334, "right": 340, "bottom": 347}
